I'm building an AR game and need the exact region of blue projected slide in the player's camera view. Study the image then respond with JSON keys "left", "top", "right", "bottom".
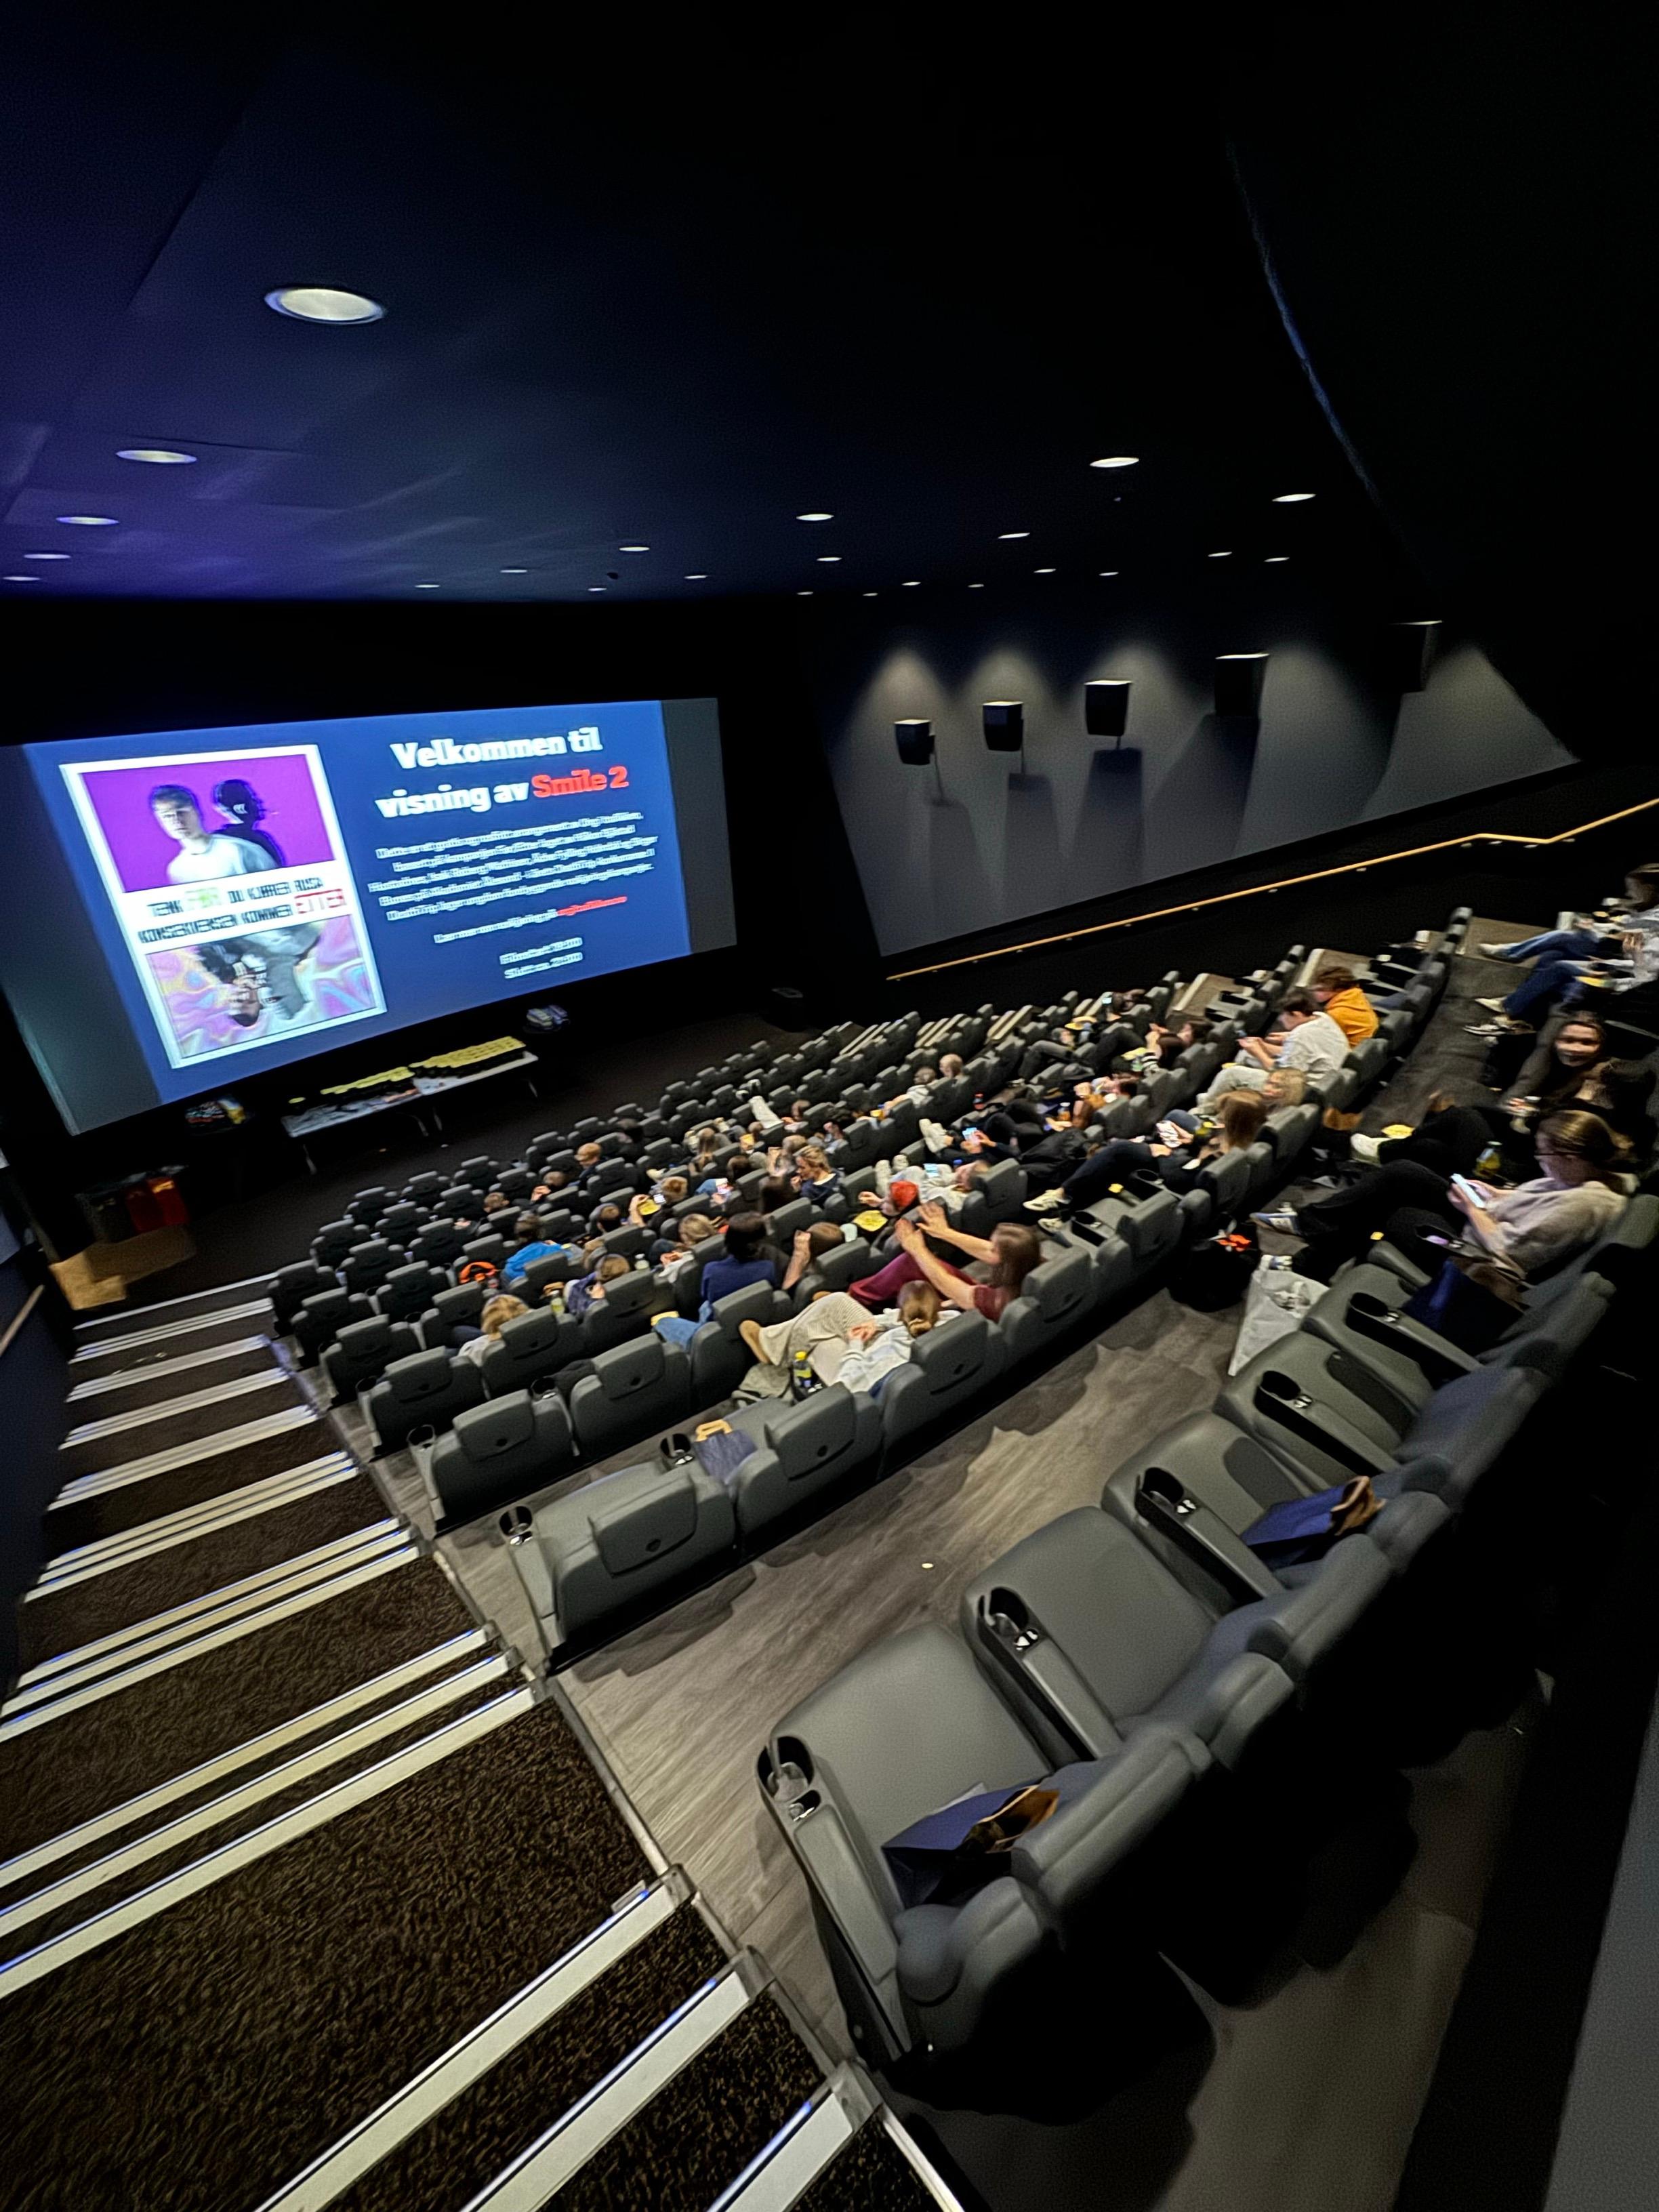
{"left": 0, "top": 697, "right": 733, "bottom": 1132}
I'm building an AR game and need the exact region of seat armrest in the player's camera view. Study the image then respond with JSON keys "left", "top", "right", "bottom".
{"left": 1132, "top": 1467, "right": 1284, "bottom": 1603}
{"left": 1339, "top": 1292, "right": 1481, "bottom": 1386}
{"left": 1250, "top": 1372, "right": 1399, "bottom": 1477}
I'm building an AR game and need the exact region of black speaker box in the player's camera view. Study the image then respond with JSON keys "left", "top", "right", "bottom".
{"left": 983, "top": 701, "right": 1025, "bottom": 752}
{"left": 1214, "top": 654, "right": 1268, "bottom": 718}
{"left": 894, "top": 718, "right": 935, "bottom": 765}
{"left": 1084, "top": 679, "right": 1132, "bottom": 738}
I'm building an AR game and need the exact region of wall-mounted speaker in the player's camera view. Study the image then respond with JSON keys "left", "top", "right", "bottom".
{"left": 982, "top": 701, "right": 1025, "bottom": 752}
{"left": 1381, "top": 619, "right": 1442, "bottom": 693}
{"left": 1214, "top": 653, "right": 1269, "bottom": 718}
{"left": 894, "top": 718, "right": 935, "bottom": 765}
{"left": 1084, "top": 679, "right": 1132, "bottom": 739}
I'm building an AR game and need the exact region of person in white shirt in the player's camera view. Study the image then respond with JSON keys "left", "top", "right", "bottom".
{"left": 1197, "top": 989, "right": 1349, "bottom": 1107}
{"left": 150, "top": 785, "right": 272, "bottom": 884}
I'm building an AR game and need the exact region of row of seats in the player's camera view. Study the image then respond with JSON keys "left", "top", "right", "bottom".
{"left": 758, "top": 1194, "right": 1651, "bottom": 2109}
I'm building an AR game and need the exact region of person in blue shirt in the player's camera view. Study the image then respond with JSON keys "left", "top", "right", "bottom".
{"left": 652, "top": 1212, "right": 783, "bottom": 1344}
{"left": 500, "top": 1211, "right": 565, "bottom": 1291}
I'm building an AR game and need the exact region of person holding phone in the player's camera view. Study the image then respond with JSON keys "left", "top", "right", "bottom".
{"left": 1254, "top": 1109, "right": 1628, "bottom": 1280}
{"left": 1028, "top": 1090, "right": 1269, "bottom": 1214}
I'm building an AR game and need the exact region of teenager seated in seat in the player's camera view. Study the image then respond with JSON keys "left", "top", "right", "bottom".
{"left": 849, "top": 1211, "right": 1043, "bottom": 1320}
{"left": 1256, "top": 1108, "right": 1629, "bottom": 1281}
{"left": 737, "top": 1282, "right": 943, "bottom": 1397}
{"left": 1481, "top": 1012, "right": 1656, "bottom": 1168}
{"left": 655, "top": 1210, "right": 718, "bottom": 1271}
{"left": 531, "top": 1168, "right": 570, "bottom": 1204}
{"left": 652, "top": 1211, "right": 785, "bottom": 1343}
{"left": 453, "top": 1292, "right": 529, "bottom": 1364}
{"left": 1031, "top": 1090, "right": 1269, "bottom": 1213}
{"left": 784, "top": 1219, "right": 849, "bottom": 1298}
{"left": 567, "top": 1251, "right": 632, "bottom": 1317}
{"left": 501, "top": 1212, "right": 567, "bottom": 1290}
{"left": 1312, "top": 965, "right": 1380, "bottom": 1046}
{"left": 792, "top": 1143, "right": 840, "bottom": 1206}
{"left": 1198, "top": 989, "right": 1349, "bottom": 1107}
{"left": 1114, "top": 1015, "right": 1211, "bottom": 1074}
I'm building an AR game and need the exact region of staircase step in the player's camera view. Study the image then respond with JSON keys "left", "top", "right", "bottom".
{"left": 788, "top": 2114, "right": 958, "bottom": 2211}
{"left": 268, "top": 1875, "right": 718, "bottom": 2212}
{"left": 0, "top": 1554, "right": 472, "bottom": 1865}
{"left": 73, "top": 1276, "right": 274, "bottom": 1339}
{"left": 69, "top": 1303, "right": 274, "bottom": 1371}
{"left": 57, "top": 1370, "right": 304, "bottom": 1480}
{"left": 46, "top": 1412, "right": 336, "bottom": 1551}
{"left": 1, "top": 1700, "right": 650, "bottom": 2212}
{"left": 66, "top": 1338, "right": 277, "bottom": 1410}
{"left": 18, "top": 1471, "right": 386, "bottom": 1672}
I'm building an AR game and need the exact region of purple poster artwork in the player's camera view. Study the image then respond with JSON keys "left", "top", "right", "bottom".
{"left": 71, "top": 750, "right": 337, "bottom": 894}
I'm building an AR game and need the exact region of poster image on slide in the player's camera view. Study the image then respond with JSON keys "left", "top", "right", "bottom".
{"left": 59, "top": 743, "right": 386, "bottom": 1071}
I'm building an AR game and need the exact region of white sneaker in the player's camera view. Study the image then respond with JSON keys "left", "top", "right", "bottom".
{"left": 1478, "top": 941, "right": 1519, "bottom": 959}
{"left": 1350, "top": 1132, "right": 1384, "bottom": 1164}
{"left": 1025, "top": 1189, "right": 1067, "bottom": 1213}
{"left": 1475, "top": 996, "right": 1511, "bottom": 1015}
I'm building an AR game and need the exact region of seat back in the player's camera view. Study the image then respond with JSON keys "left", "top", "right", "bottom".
{"left": 323, "top": 1315, "right": 419, "bottom": 1401}
{"left": 767, "top": 1197, "right": 818, "bottom": 1242}
{"left": 348, "top": 1186, "right": 391, "bottom": 1229}
{"left": 480, "top": 1306, "right": 581, "bottom": 1395}
{"left": 293, "top": 1286, "right": 371, "bottom": 1362}
{"left": 459, "top": 1155, "right": 497, "bottom": 1186}
{"left": 579, "top": 1265, "right": 659, "bottom": 1355}
{"left": 310, "top": 1219, "right": 359, "bottom": 1269}
{"left": 422, "top": 1279, "right": 487, "bottom": 1346}
{"left": 689, "top": 1280, "right": 790, "bottom": 1401}
{"left": 274, "top": 1258, "right": 335, "bottom": 1334}
{"left": 998, "top": 1249, "right": 1099, "bottom": 1366}
{"left": 520, "top": 1251, "right": 575, "bottom": 1303}
{"left": 808, "top": 1237, "right": 880, "bottom": 1298}
{"left": 380, "top": 1202, "right": 426, "bottom": 1242}
{"left": 430, "top": 1391, "right": 574, "bottom": 1521}
{"left": 519, "top": 1460, "right": 736, "bottom": 1642}
{"left": 977, "top": 1159, "right": 1028, "bottom": 1223}
{"left": 376, "top": 1261, "right": 449, "bottom": 1324}
{"left": 496, "top": 1167, "right": 535, "bottom": 1202}
{"left": 880, "top": 1311, "right": 1004, "bottom": 1450}
{"left": 403, "top": 1170, "right": 447, "bottom": 1204}
{"left": 367, "top": 1346, "right": 487, "bottom": 1454}
{"left": 731, "top": 1385, "right": 884, "bottom": 1536}
{"left": 342, "top": 1237, "right": 403, "bottom": 1296}
{"left": 1093, "top": 1184, "right": 1181, "bottom": 1263}
{"left": 589, "top": 1158, "right": 637, "bottom": 1197}
{"left": 602, "top": 1223, "right": 651, "bottom": 1263}
{"left": 676, "top": 1235, "right": 731, "bottom": 1316}
{"left": 458, "top": 1233, "right": 509, "bottom": 1275}
{"left": 1263, "top": 1103, "right": 1319, "bottom": 1168}
{"left": 568, "top": 1332, "right": 693, "bottom": 1458}
{"left": 411, "top": 1221, "right": 466, "bottom": 1268}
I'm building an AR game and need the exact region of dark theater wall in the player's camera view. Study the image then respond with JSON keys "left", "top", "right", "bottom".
{"left": 807, "top": 573, "right": 1571, "bottom": 957}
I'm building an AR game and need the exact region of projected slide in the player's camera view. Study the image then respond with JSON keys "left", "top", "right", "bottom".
{"left": 0, "top": 697, "right": 733, "bottom": 1132}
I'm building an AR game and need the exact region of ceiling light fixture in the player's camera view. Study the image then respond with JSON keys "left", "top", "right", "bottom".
{"left": 817, "top": 554, "right": 842, "bottom": 563}
{"left": 968, "top": 581, "right": 984, "bottom": 590}
{"left": 500, "top": 567, "right": 527, "bottom": 574}
{"left": 996, "top": 531, "right": 1030, "bottom": 541}
{"left": 1271, "top": 491, "right": 1315, "bottom": 503}
{"left": 619, "top": 544, "right": 649, "bottom": 553}
{"left": 902, "top": 579, "right": 920, "bottom": 588}
{"left": 684, "top": 572, "right": 708, "bottom": 580}
{"left": 1265, "top": 555, "right": 1289, "bottom": 563}
{"left": 796, "top": 511, "right": 833, "bottom": 523}
{"left": 798, "top": 590, "right": 813, "bottom": 596}
{"left": 117, "top": 447, "right": 197, "bottom": 465}
{"left": 1099, "top": 569, "right": 1119, "bottom": 577}
{"left": 1208, "top": 550, "right": 1232, "bottom": 558}
{"left": 4, "top": 574, "right": 39, "bottom": 582}
{"left": 1034, "top": 567, "right": 1057, "bottom": 574}
{"left": 415, "top": 581, "right": 440, "bottom": 589}
{"left": 1089, "top": 455, "right": 1139, "bottom": 469}
{"left": 56, "top": 514, "right": 117, "bottom": 526}
{"left": 265, "top": 285, "right": 385, "bottom": 323}
{"left": 863, "top": 590, "right": 878, "bottom": 597}
{"left": 588, "top": 585, "right": 607, "bottom": 592}
{"left": 24, "top": 551, "right": 68, "bottom": 560}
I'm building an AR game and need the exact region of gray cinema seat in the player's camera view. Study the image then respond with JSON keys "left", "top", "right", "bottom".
{"left": 273, "top": 1258, "right": 334, "bottom": 1334}
{"left": 880, "top": 1311, "right": 1004, "bottom": 1450}
{"left": 428, "top": 1391, "right": 575, "bottom": 1522}
{"left": 1085, "top": 1182, "right": 1182, "bottom": 1271}
{"left": 367, "top": 1347, "right": 487, "bottom": 1454}
{"left": 730, "top": 1383, "right": 884, "bottom": 1536}
{"left": 567, "top": 1332, "right": 693, "bottom": 1458}
{"left": 293, "top": 1286, "right": 371, "bottom": 1364}
{"left": 689, "top": 1279, "right": 790, "bottom": 1402}
{"left": 759, "top": 1622, "right": 1202, "bottom": 2082}
{"left": 995, "top": 1248, "right": 1099, "bottom": 1366}
{"left": 419, "top": 1279, "right": 487, "bottom": 1347}
{"left": 578, "top": 1265, "right": 660, "bottom": 1356}
{"left": 322, "top": 1315, "right": 420, "bottom": 1404}
{"left": 479, "top": 1307, "right": 581, "bottom": 1395}
{"left": 511, "top": 1459, "right": 736, "bottom": 1643}
{"left": 375, "top": 1261, "right": 449, "bottom": 1325}
{"left": 310, "top": 1220, "right": 359, "bottom": 1269}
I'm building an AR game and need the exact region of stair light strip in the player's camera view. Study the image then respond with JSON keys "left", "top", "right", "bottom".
{"left": 70, "top": 1300, "right": 272, "bottom": 1359}
{"left": 32, "top": 1461, "right": 357, "bottom": 1587}
{"left": 60, "top": 1368, "right": 295, "bottom": 1448}
{"left": 67, "top": 1338, "right": 271, "bottom": 1399}
{"left": 51, "top": 1405, "right": 319, "bottom": 1504}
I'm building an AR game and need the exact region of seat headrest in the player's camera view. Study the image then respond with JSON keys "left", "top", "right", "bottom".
{"left": 337, "top": 1315, "right": 394, "bottom": 1350}
{"left": 500, "top": 1308, "right": 566, "bottom": 1356}
{"left": 1026, "top": 1249, "right": 1092, "bottom": 1318}
{"left": 452, "top": 1392, "right": 536, "bottom": 1457}
{"left": 587, "top": 1468, "right": 699, "bottom": 1576}
{"left": 911, "top": 1311, "right": 989, "bottom": 1392}
{"left": 981, "top": 1160, "right": 1022, "bottom": 1200}
{"left": 594, "top": 1332, "right": 668, "bottom": 1398}
{"left": 386, "top": 1347, "right": 458, "bottom": 1401}
{"left": 765, "top": 1383, "right": 858, "bottom": 1473}
{"left": 708, "top": 1277, "right": 777, "bottom": 1333}
{"left": 600, "top": 1268, "right": 657, "bottom": 1318}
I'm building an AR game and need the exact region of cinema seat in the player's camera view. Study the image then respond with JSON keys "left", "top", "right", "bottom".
{"left": 730, "top": 1384, "right": 883, "bottom": 1536}
{"left": 294, "top": 1286, "right": 372, "bottom": 1364}
{"left": 310, "top": 1221, "right": 359, "bottom": 1270}
{"left": 379, "top": 1201, "right": 426, "bottom": 1242}
{"left": 800, "top": 1237, "right": 880, "bottom": 1303}
{"left": 996, "top": 1248, "right": 1099, "bottom": 1366}
{"left": 1175, "top": 1147, "right": 1256, "bottom": 1239}
{"left": 495, "top": 1167, "right": 535, "bottom": 1201}
{"left": 675, "top": 1235, "right": 730, "bottom": 1316}
{"left": 323, "top": 1315, "right": 421, "bottom": 1404}
{"left": 455, "top": 1233, "right": 509, "bottom": 1277}
{"left": 1085, "top": 1182, "right": 1183, "bottom": 1273}
{"left": 273, "top": 1258, "right": 335, "bottom": 1334}
{"left": 567, "top": 1333, "right": 693, "bottom": 1458}
{"left": 509, "top": 1458, "right": 736, "bottom": 1645}
{"left": 428, "top": 1391, "right": 575, "bottom": 1523}
{"left": 367, "top": 1347, "right": 487, "bottom": 1455}
{"left": 403, "top": 1170, "right": 447, "bottom": 1205}
{"left": 759, "top": 1622, "right": 1202, "bottom": 2088}
{"left": 880, "top": 1311, "right": 1005, "bottom": 1451}
{"left": 518, "top": 1251, "right": 575, "bottom": 1303}
{"left": 375, "top": 1261, "right": 449, "bottom": 1325}
{"left": 578, "top": 1266, "right": 660, "bottom": 1355}
{"left": 410, "top": 1221, "right": 466, "bottom": 1269}
{"left": 347, "top": 1186, "right": 392, "bottom": 1230}
{"left": 419, "top": 1279, "right": 488, "bottom": 1347}
{"left": 438, "top": 1184, "right": 485, "bottom": 1220}
{"left": 689, "top": 1279, "right": 790, "bottom": 1401}
{"left": 341, "top": 1237, "right": 404, "bottom": 1297}
{"left": 480, "top": 1306, "right": 581, "bottom": 1395}
{"left": 459, "top": 1155, "right": 497, "bottom": 1187}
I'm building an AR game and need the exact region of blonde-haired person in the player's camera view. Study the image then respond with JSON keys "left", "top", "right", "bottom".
{"left": 455, "top": 1292, "right": 529, "bottom": 1367}
{"left": 737, "top": 1282, "right": 943, "bottom": 1397}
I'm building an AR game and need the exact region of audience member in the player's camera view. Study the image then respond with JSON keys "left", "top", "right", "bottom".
{"left": 783, "top": 1219, "right": 847, "bottom": 1297}
{"left": 1313, "top": 966, "right": 1380, "bottom": 1045}
{"left": 851, "top": 1212, "right": 1042, "bottom": 1319}
{"left": 1198, "top": 989, "right": 1349, "bottom": 1106}
{"left": 738, "top": 1282, "right": 943, "bottom": 1395}
{"left": 1489, "top": 1012, "right": 1655, "bottom": 1159}
{"left": 1033, "top": 1090, "right": 1268, "bottom": 1212}
{"left": 500, "top": 1212, "right": 565, "bottom": 1289}
{"left": 1348, "top": 1089, "right": 1490, "bottom": 1174}
{"left": 1473, "top": 863, "right": 1659, "bottom": 1030}
{"left": 454, "top": 1293, "right": 529, "bottom": 1363}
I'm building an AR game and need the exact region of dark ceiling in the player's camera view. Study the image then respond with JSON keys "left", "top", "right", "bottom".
{"left": 1, "top": 16, "right": 1420, "bottom": 608}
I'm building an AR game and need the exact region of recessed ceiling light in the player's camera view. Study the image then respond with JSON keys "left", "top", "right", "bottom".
{"left": 902, "top": 579, "right": 921, "bottom": 588}
{"left": 56, "top": 514, "right": 117, "bottom": 526}
{"left": 817, "top": 554, "right": 842, "bottom": 563}
{"left": 1099, "top": 569, "right": 1119, "bottom": 577}
{"left": 1265, "top": 555, "right": 1289, "bottom": 563}
{"left": 1034, "top": 567, "right": 1057, "bottom": 574}
{"left": 500, "top": 567, "right": 527, "bottom": 574}
{"left": 117, "top": 447, "right": 197, "bottom": 465}
{"left": 619, "top": 544, "right": 649, "bottom": 553}
{"left": 1271, "top": 491, "right": 1315, "bottom": 503}
{"left": 996, "top": 531, "right": 1030, "bottom": 541}
{"left": 24, "top": 551, "right": 68, "bottom": 560}
{"left": 415, "top": 581, "right": 441, "bottom": 589}
{"left": 265, "top": 285, "right": 384, "bottom": 323}
{"left": 1218, "top": 653, "right": 1269, "bottom": 660}
{"left": 863, "top": 590, "right": 878, "bottom": 598}
{"left": 588, "top": 585, "right": 607, "bottom": 592}
{"left": 968, "top": 581, "right": 985, "bottom": 590}
{"left": 1208, "top": 550, "right": 1232, "bottom": 558}
{"left": 796, "top": 512, "right": 833, "bottom": 523}
{"left": 1089, "top": 455, "right": 1139, "bottom": 469}
{"left": 3, "top": 575, "right": 39, "bottom": 583}
{"left": 797, "top": 590, "right": 813, "bottom": 596}
{"left": 684, "top": 572, "right": 708, "bottom": 581}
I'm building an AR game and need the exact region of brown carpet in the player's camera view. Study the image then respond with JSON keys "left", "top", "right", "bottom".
{"left": 0, "top": 1557, "right": 470, "bottom": 1863}
{"left": 793, "top": 2121, "right": 943, "bottom": 2211}
{"left": 16, "top": 1476, "right": 390, "bottom": 1673}
{"left": 45, "top": 1418, "right": 337, "bottom": 1553}
{"left": 3, "top": 1703, "right": 647, "bottom": 2212}
{"left": 546, "top": 1996, "right": 820, "bottom": 2211}
{"left": 65, "top": 1345, "right": 279, "bottom": 1420}
{"left": 76, "top": 1284, "right": 272, "bottom": 1338}
{"left": 55, "top": 1375, "right": 304, "bottom": 1486}
{"left": 333, "top": 1910, "right": 728, "bottom": 2212}
{"left": 68, "top": 1311, "right": 270, "bottom": 1378}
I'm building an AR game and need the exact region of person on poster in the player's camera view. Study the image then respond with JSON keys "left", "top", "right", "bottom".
{"left": 150, "top": 780, "right": 321, "bottom": 1028}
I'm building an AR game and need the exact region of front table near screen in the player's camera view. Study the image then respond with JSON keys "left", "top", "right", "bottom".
{"left": 0, "top": 697, "right": 733, "bottom": 1133}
